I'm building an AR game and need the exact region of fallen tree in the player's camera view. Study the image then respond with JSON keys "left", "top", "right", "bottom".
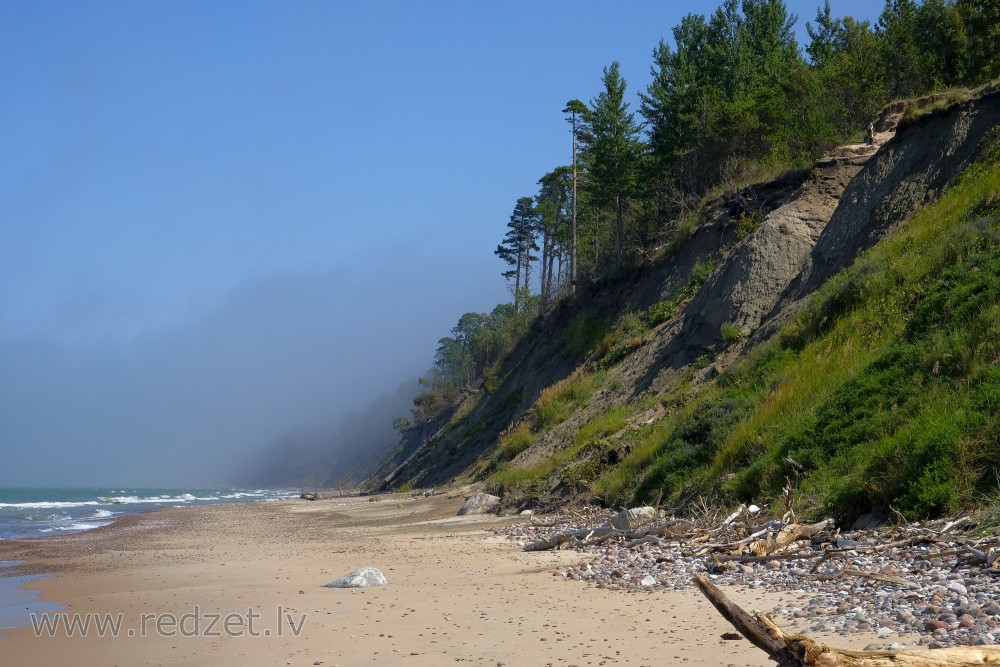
{"left": 693, "top": 573, "right": 1000, "bottom": 666}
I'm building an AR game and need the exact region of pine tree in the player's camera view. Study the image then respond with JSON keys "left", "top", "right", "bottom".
{"left": 585, "top": 62, "right": 643, "bottom": 266}
{"left": 536, "top": 167, "right": 572, "bottom": 308}
{"left": 494, "top": 197, "right": 540, "bottom": 312}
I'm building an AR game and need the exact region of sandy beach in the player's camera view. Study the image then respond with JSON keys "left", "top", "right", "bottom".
{"left": 0, "top": 493, "right": 886, "bottom": 666}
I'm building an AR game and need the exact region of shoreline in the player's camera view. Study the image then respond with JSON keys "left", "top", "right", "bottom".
{"left": 0, "top": 494, "right": 886, "bottom": 666}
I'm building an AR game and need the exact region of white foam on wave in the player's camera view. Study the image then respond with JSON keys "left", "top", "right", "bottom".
{"left": 39, "top": 522, "right": 108, "bottom": 533}
{"left": 99, "top": 493, "right": 222, "bottom": 505}
{"left": 0, "top": 501, "right": 100, "bottom": 510}
{"left": 99, "top": 496, "right": 139, "bottom": 504}
{"left": 20, "top": 513, "right": 70, "bottom": 522}
{"left": 92, "top": 509, "right": 114, "bottom": 519}
{"left": 100, "top": 495, "right": 181, "bottom": 505}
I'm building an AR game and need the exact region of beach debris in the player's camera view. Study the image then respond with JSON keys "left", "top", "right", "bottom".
{"left": 694, "top": 572, "right": 1000, "bottom": 666}
{"left": 521, "top": 516, "right": 692, "bottom": 552}
{"left": 609, "top": 506, "right": 657, "bottom": 530}
{"left": 503, "top": 505, "right": 1000, "bottom": 648}
{"left": 457, "top": 492, "right": 500, "bottom": 516}
{"left": 325, "top": 567, "right": 387, "bottom": 588}
{"left": 299, "top": 492, "right": 321, "bottom": 501}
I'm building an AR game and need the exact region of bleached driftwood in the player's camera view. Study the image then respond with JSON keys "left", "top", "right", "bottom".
{"left": 688, "top": 519, "right": 834, "bottom": 557}
{"left": 522, "top": 520, "right": 692, "bottom": 552}
{"left": 522, "top": 527, "right": 598, "bottom": 551}
{"left": 694, "top": 573, "right": 1000, "bottom": 666}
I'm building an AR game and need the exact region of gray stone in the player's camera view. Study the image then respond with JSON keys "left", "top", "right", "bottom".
{"left": 457, "top": 492, "right": 501, "bottom": 516}
{"left": 608, "top": 506, "right": 657, "bottom": 530}
{"left": 325, "top": 567, "right": 387, "bottom": 588}
{"left": 947, "top": 582, "right": 968, "bottom": 596}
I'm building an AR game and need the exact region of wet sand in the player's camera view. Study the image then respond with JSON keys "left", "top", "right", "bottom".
{"left": 0, "top": 493, "right": 882, "bottom": 666}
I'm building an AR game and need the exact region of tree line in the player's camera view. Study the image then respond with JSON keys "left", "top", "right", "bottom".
{"left": 415, "top": 0, "right": 999, "bottom": 412}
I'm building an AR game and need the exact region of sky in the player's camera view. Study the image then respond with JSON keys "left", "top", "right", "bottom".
{"left": 0, "top": 0, "right": 882, "bottom": 487}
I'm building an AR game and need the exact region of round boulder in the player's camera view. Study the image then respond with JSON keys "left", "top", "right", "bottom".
{"left": 457, "top": 492, "right": 501, "bottom": 516}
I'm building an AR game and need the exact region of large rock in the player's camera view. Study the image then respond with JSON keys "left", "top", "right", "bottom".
{"left": 457, "top": 492, "right": 500, "bottom": 516}
{"left": 608, "top": 506, "right": 657, "bottom": 530}
{"left": 324, "top": 567, "right": 387, "bottom": 588}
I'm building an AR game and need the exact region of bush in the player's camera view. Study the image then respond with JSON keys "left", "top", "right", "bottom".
{"left": 565, "top": 314, "right": 610, "bottom": 358}
{"left": 644, "top": 260, "right": 716, "bottom": 329}
{"left": 720, "top": 321, "right": 744, "bottom": 345}
{"left": 633, "top": 395, "right": 753, "bottom": 503}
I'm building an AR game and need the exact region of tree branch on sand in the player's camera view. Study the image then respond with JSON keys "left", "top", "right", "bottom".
{"left": 693, "top": 573, "right": 1000, "bottom": 666}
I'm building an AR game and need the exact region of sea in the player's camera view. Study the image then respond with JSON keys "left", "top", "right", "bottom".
{"left": 0, "top": 487, "right": 298, "bottom": 635}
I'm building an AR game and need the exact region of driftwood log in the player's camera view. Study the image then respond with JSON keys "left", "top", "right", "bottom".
{"left": 693, "top": 573, "right": 1000, "bottom": 666}
{"left": 522, "top": 521, "right": 691, "bottom": 552}
{"left": 746, "top": 519, "right": 834, "bottom": 557}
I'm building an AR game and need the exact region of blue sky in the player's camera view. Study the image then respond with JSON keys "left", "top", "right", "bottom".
{"left": 0, "top": 0, "right": 882, "bottom": 486}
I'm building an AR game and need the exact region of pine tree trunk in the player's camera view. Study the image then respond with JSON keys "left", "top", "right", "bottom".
{"left": 541, "top": 230, "right": 551, "bottom": 312}
{"left": 514, "top": 250, "right": 522, "bottom": 312}
{"left": 615, "top": 195, "right": 624, "bottom": 265}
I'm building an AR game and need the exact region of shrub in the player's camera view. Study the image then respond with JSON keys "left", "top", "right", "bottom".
{"left": 720, "top": 321, "right": 744, "bottom": 345}
{"left": 643, "top": 260, "right": 715, "bottom": 329}
{"left": 565, "top": 314, "right": 610, "bottom": 358}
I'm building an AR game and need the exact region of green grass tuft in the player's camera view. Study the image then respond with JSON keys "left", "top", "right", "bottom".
{"left": 532, "top": 372, "right": 604, "bottom": 430}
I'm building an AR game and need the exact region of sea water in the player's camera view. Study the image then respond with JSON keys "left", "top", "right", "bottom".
{"left": 0, "top": 562, "right": 64, "bottom": 637}
{"left": 0, "top": 487, "right": 298, "bottom": 636}
{"left": 0, "top": 487, "right": 297, "bottom": 541}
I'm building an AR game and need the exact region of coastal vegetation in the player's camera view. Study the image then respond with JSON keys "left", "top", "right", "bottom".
{"left": 419, "top": 0, "right": 999, "bottom": 406}
{"left": 611, "top": 148, "right": 1000, "bottom": 519}
{"left": 383, "top": 0, "right": 1000, "bottom": 523}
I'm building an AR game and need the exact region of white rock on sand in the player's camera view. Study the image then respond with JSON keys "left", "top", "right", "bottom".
{"left": 324, "top": 567, "right": 387, "bottom": 588}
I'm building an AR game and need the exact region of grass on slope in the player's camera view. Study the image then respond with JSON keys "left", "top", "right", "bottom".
{"left": 604, "top": 135, "right": 1000, "bottom": 522}
{"left": 487, "top": 405, "right": 632, "bottom": 496}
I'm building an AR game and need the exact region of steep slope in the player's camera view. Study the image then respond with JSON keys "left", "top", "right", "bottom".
{"left": 374, "top": 87, "right": 1000, "bottom": 521}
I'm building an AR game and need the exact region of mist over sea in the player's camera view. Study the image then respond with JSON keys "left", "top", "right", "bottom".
{"left": 0, "top": 487, "right": 298, "bottom": 541}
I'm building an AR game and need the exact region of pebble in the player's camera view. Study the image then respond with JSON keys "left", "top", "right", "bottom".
{"left": 948, "top": 582, "right": 969, "bottom": 596}
{"left": 500, "top": 512, "right": 1000, "bottom": 648}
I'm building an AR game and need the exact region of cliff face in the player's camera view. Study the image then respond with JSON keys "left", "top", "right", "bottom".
{"left": 374, "top": 88, "right": 1000, "bottom": 509}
